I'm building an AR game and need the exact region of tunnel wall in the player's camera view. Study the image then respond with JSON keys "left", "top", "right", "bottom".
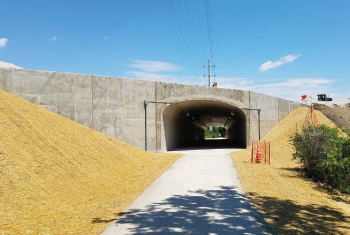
{"left": 162, "top": 108, "right": 204, "bottom": 150}
{"left": 226, "top": 111, "right": 246, "bottom": 147}
{"left": 0, "top": 68, "right": 308, "bottom": 152}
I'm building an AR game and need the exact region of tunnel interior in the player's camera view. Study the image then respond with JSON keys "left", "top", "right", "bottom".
{"left": 162, "top": 100, "right": 247, "bottom": 151}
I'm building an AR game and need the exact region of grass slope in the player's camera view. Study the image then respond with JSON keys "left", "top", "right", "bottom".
{"left": 230, "top": 107, "right": 350, "bottom": 234}
{"left": 0, "top": 89, "right": 182, "bottom": 234}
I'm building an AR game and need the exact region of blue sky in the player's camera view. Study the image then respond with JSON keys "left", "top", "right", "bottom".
{"left": 1, "top": 0, "right": 349, "bottom": 101}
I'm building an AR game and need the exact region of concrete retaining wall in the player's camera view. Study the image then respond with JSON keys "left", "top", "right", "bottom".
{"left": 0, "top": 68, "right": 307, "bottom": 152}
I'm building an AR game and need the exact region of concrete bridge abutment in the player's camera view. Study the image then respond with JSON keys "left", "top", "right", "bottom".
{"left": 0, "top": 68, "right": 306, "bottom": 152}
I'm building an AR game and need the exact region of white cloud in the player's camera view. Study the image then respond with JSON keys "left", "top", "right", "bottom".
{"left": 220, "top": 77, "right": 334, "bottom": 101}
{"left": 258, "top": 54, "right": 301, "bottom": 72}
{"left": 125, "top": 69, "right": 336, "bottom": 101}
{"left": 198, "top": 76, "right": 335, "bottom": 102}
{"left": 129, "top": 60, "right": 181, "bottom": 73}
{"left": 52, "top": 36, "right": 57, "bottom": 41}
{"left": 103, "top": 36, "right": 109, "bottom": 40}
{"left": 215, "top": 77, "right": 255, "bottom": 89}
{"left": 125, "top": 71, "right": 201, "bottom": 85}
{"left": 0, "top": 38, "right": 8, "bottom": 48}
{"left": 258, "top": 79, "right": 336, "bottom": 101}
{"left": 125, "top": 57, "right": 339, "bottom": 101}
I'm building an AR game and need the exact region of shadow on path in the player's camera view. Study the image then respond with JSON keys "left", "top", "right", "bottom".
{"left": 248, "top": 192, "right": 350, "bottom": 234}
{"left": 97, "top": 186, "right": 273, "bottom": 235}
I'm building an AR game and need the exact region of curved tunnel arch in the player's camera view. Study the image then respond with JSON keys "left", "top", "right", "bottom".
{"left": 162, "top": 100, "right": 247, "bottom": 151}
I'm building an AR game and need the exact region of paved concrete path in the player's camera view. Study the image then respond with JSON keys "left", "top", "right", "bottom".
{"left": 101, "top": 149, "right": 273, "bottom": 235}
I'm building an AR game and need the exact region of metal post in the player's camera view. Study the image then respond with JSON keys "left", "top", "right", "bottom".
{"left": 258, "top": 109, "right": 261, "bottom": 140}
{"left": 144, "top": 100, "right": 148, "bottom": 151}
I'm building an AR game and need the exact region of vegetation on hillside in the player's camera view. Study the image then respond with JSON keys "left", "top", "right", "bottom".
{"left": 205, "top": 126, "right": 226, "bottom": 138}
{"left": 230, "top": 107, "right": 350, "bottom": 234}
{"left": 290, "top": 124, "right": 350, "bottom": 193}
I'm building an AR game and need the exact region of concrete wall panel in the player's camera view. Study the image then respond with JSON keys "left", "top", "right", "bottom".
{"left": 12, "top": 70, "right": 57, "bottom": 111}
{"left": 206, "top": 86, "right": 226, "bottom": 99}
{"left": 278, "top": 98, "right": 290, "bottom": 121}
{"left": 249, "top": 92, "right": 279, "bottom": 142}
{"left": 156, "top": 82, "right": 174, "bottom": 101}
{"left": 0, "top": 68, "right": 307, "bottom": 152}
{"left": 13, "top": 70, "right": 56, "bottom": 94}
{"left": 56, "top": 72, "right": 92, "bottom": 127}
{"left": 92, "top": 76, "right": 125, "bottom": 140}
{"left": 174, "top": 83, "right": 186, "bottom": 98}
{"left": 224, "top": 89, "right": 249, "bottom": 108}
{"left": 123, "top": 78, "right": 156, "bottom": 151}
{"left": 0, "top": 69, "right": 14, "bottom": 92}
{"left": 186, "top": 84, "right": 200, "bottom": 97}
{"left": 290, "top": 101, "right": 308, "bottom": 111}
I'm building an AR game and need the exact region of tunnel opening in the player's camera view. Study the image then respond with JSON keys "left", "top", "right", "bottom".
{"left": 205, "top": 126, "right": 227, "bottom": 139}
{"left": 162, "top": 100, "right": 247, "bottom": 151}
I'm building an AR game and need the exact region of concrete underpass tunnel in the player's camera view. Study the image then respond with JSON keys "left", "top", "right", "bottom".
{"left": 162, "top": 100, "right": 247, "bottom": 151}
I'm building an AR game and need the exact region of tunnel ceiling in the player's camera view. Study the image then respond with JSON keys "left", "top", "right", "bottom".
{"left": 171, "top": 100, "right": 244, "bottom": 128}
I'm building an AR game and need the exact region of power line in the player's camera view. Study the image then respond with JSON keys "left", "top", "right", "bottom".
{"left": 177, "top": 0, "right": 203, "bottom": 77}
{"left": 163, "top": 0, "right": 201, "bottom": 81}
{"left": 196, "top": 0, "right": 208, "bottom": 61}
{"left": 169, "top": 0, "right": 202, "bottom": 80}
{"left": 205, "top": 0, "right": 214, "bottom": 61}
{"left": 204, "top": 0, "right": 216, "bottom": 83}
{"left": 163, "top": 0, "right": 216, "bottom": 86}
{"left": 183, "top": 0, "right": 205, "bottom": 66}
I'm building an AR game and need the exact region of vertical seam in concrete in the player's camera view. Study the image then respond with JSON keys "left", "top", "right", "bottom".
{"left": 249, "top": 90, "right": 251, "bottom": 145}
{"left": 107, "top": 77, "right": 109, "bottom": 130}
{"left": 155, "top": 81, "right": 157, "bottom": 152}
{"left": 75, "top": 100, "right": 77, "bottom": 121}
{"left": 278, "top": 98, "right": 280, "bottom": 122}
{"left": 91, "top": 75, "right": 94, "bottom": 129}
{"left": 55, "top": 72, "right": 57, "bottom": 114}
{"left": 289, "top": 100, "right": 291, "bottom": 113}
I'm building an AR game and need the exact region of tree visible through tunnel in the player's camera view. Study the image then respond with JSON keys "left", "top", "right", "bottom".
{"left": 205, "top": 126, "right": 226, "bottom": 139}
{"left": 162, "top": 100, "right": 247, "bottom": 151}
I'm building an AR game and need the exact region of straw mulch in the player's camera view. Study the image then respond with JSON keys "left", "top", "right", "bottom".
{"left": 230, "top": 107, "right": 350, "bottom": 235}
{"left": 0, "top": 89, "right": 182, "bottom": 235}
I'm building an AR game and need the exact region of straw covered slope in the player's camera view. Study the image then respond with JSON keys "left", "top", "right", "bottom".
{"left": 230, "top": 107, "right": 350, "bottom": 234}
{"left": 0, "top": 89, "right": 182, "bottom": 234}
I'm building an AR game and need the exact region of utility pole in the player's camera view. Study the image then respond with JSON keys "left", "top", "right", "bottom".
{"left": 208, "top": 59, "right": 211, "bottom": 87}
{"left": 204, "top": 59, "right": 214, "bottom": 87}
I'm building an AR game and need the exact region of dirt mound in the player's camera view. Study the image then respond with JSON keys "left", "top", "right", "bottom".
{"left": 313, "top": 103, "right": 350, "bottom": 130}
{"left": 230, "top": 107, "right": 350, "bottom": 234}
{"left": 0, "top": 89, "right": 182, "bottom": 234}
{"left": 0, "top": 61, "right": 23, "bottom": 69}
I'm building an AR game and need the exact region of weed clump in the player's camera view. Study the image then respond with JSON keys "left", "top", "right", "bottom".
{"left": 290, "top": 124, "right": 350, "bottom": 193}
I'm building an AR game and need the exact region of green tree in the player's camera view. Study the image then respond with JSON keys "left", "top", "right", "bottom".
{"left": 218, "top": 127, "right": 226, "bottom": 137}
{"left": 205, "top": 128, "right": 212, "bottom": 138}
{"left": 212, "top": 126, "right": 219, "bottom": 138}
{"left": 205, "top": 126, "right": 226, "bottom": 138}
{"left": 289, "top": 124, "right": 350, "bottom": 193}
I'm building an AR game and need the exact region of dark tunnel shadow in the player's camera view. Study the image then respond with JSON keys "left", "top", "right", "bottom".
{"left": 172, "top": 139, "right": 243, "bottom": 151}
{"left": 162, "top": 100, "right": 247, "bottom": 151}
{"left": 94, "top": 186, "right": 350, "bottom": 235}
